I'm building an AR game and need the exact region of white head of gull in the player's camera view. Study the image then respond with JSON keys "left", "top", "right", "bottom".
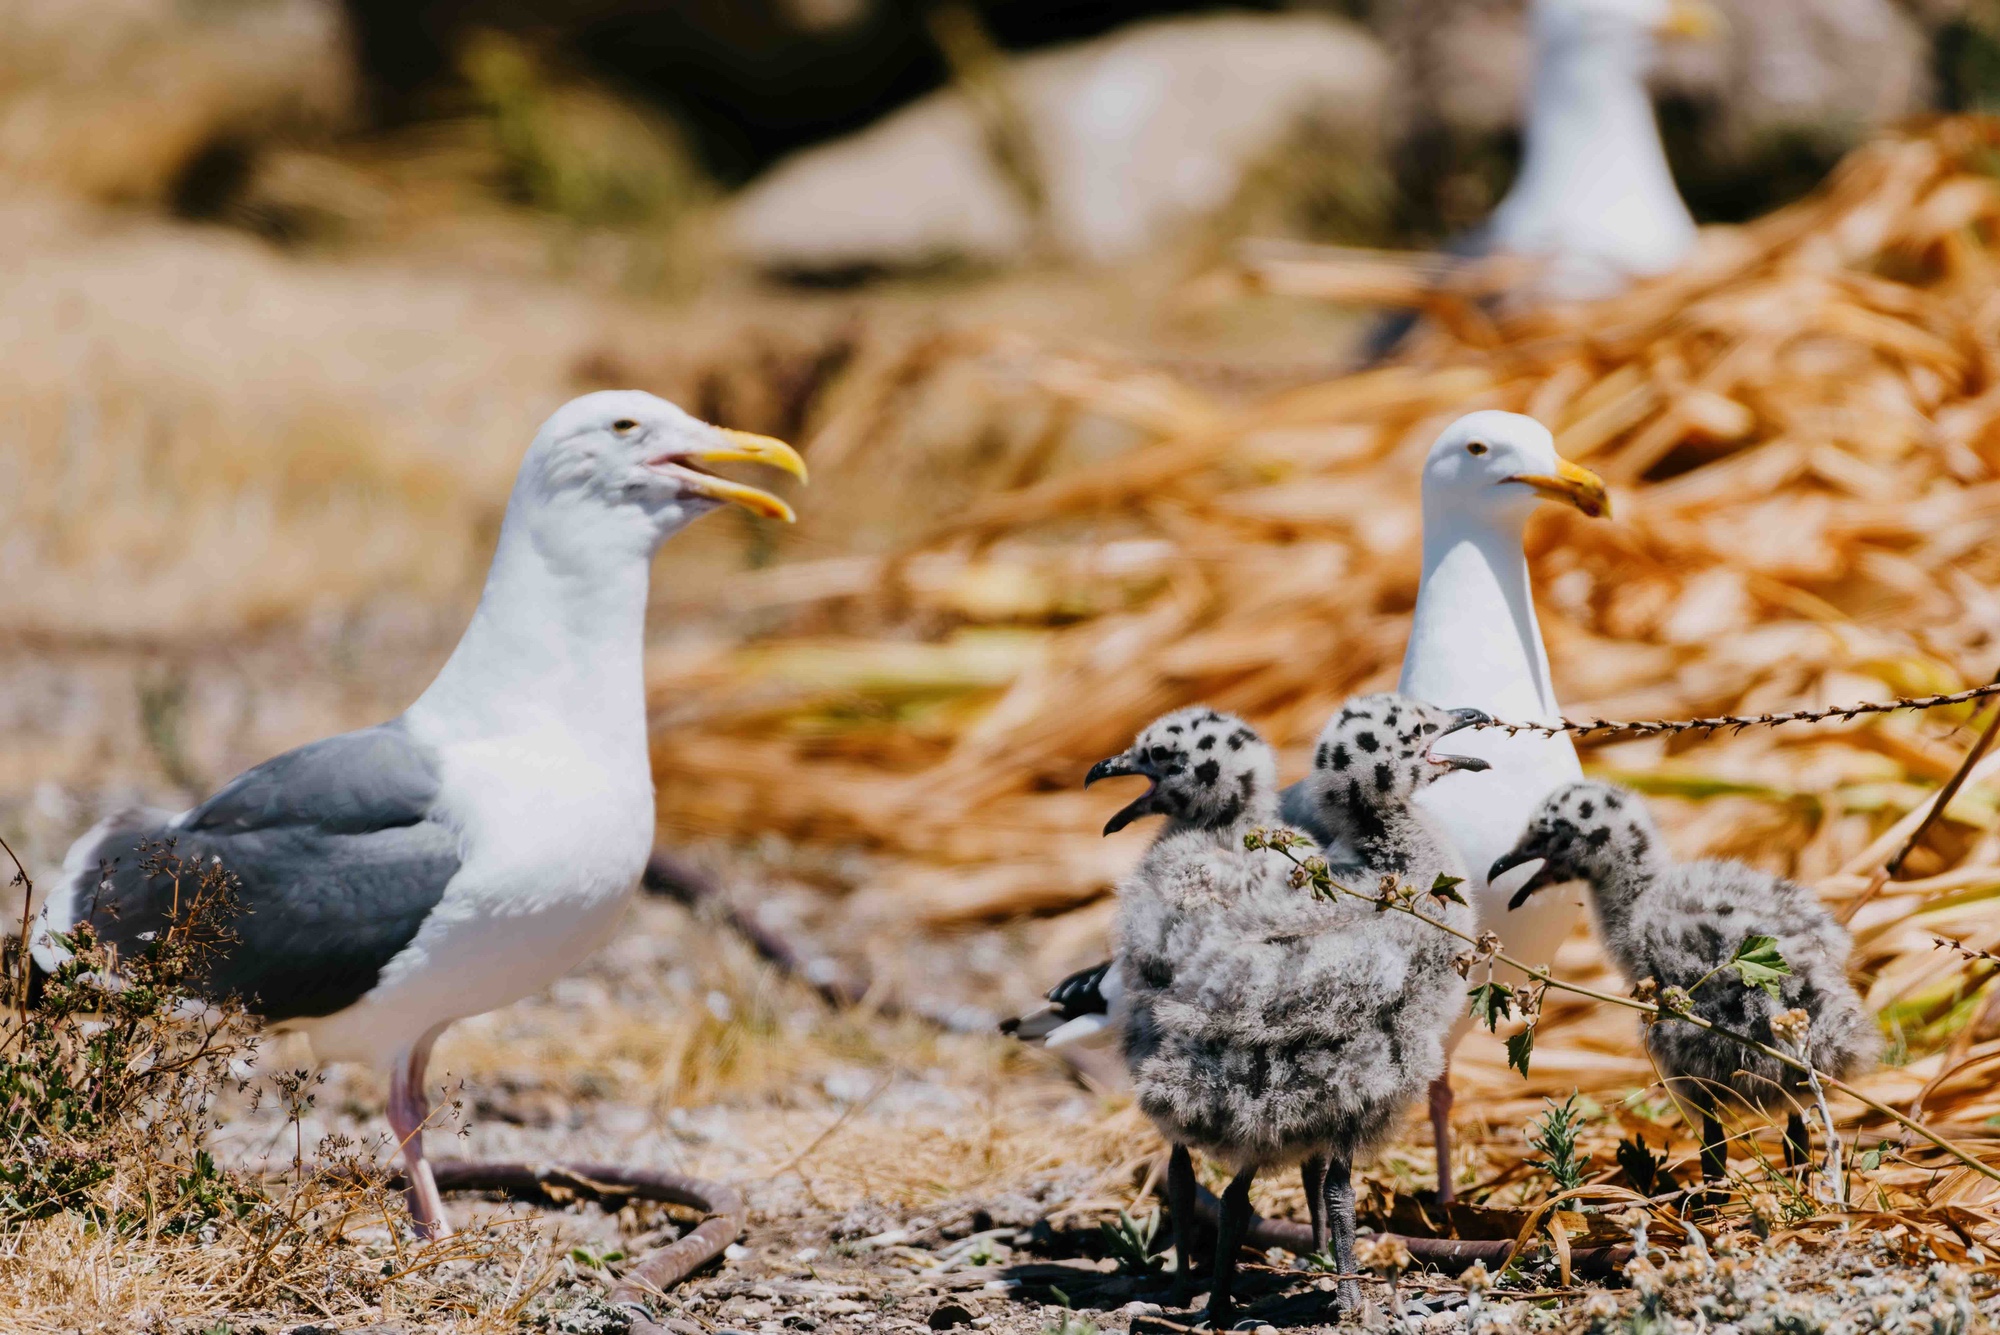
{"left": 1487, "top": 0, "right": 1715, "bottom": 302}
{"left": 33, "top": 389, "right": 806, "bottom": 1237}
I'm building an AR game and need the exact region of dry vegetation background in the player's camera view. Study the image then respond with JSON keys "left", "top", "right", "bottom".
{"left": 13, "top": 2, "right": 2000, "bottom": 1331}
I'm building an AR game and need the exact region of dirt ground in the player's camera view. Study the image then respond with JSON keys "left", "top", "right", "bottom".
{"left": 133, "top": 869, "right": 1986, "bottom": 1335}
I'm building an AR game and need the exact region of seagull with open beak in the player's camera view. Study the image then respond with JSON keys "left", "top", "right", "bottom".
{"left": 33, "top": 390, "right": 807, "bottom": 1239}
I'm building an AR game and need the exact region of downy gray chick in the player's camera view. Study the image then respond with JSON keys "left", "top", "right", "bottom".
{"left": 997, "top": 708, "right": 1280, "bottom": 1049}
{"left": 1493, "top": 780, "right": 1878, "bottom": 1181}
{"left": 1105, "top": 695, "right": 1487, "bottom": 1324}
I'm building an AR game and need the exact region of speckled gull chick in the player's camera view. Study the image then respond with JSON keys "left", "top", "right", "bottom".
{"left": 1008, "top": 411, "right": 1610, "bottom": 1205}
{"left": 32, "top": 390, "right": 806, "bottom": 1238}
{"left": 1104, "top": 696, "right": 1485, "bottom": 1325}
{"left": 1492, "top": 781, "right": 1877, "bottom": 1181}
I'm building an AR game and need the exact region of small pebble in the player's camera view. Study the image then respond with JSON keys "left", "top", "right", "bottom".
{"left": 724, "top": 1242, "right": 753, "bottom": 1262}
{"left": 1120, "top": 1301, "right": 1163, "bottom": 1316}
{"left": 982, "top": 1279, "right": 1017, "bottom": 1294}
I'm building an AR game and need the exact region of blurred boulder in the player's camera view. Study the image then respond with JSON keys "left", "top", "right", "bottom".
{"left": 0, "top": 0, "right": 354, "bottom": 206}
{"left": 727, "top": 12, "right": 1392, "bottom": 271}
{"left": 1653, "top": 0, "right": 1931, "bottom": 157}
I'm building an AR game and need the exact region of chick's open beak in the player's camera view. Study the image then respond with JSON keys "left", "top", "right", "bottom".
{"left": 1085, "top": 754, "right": 1143, "bottom": 787}
{"left": 1424, "top": 707, "right": 1493, "bottom": 771}
{"left": 1492, "top": 850, "right": 1558, "bottom": 910}
{"left": 1087, "top": 753, "right": 1162, "bottom": 836}
{"left": 664, "top": 426, "right": 809, "bottom": 523}
{"left": 1655, "top": 0, "right": 1722, "bottom": 41}
{"left": 1506, "top": 456, "right": 1610, "bottom": 519}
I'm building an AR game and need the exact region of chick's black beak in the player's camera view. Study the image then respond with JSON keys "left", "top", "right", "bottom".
{"left": 1442, "top": 707, "right": 1492, "bottom": 736}
{"left": 1088, "top": 752, "right": 1162, "bottom": 836}
{"left": 1427, "top": 708, "right": 1492, "bottom": 771}
{"left": 1491, "top": 849, "right": 1557, "bottom": 910}
{"left": 1085, "top": 754, "right": 1142, "bottom": 787}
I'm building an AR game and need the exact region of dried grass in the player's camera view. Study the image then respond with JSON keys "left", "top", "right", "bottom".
{"left": 647, "top": 118, "right": 2000, "bottom": 1202}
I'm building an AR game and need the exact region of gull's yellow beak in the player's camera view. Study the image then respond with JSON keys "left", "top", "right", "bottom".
{"left": 1655, "top": 0, "right": 1722, "bottom": 41}
{"left": 1506, "top": 456, "right": 1611, "bottom": 519}
{"left": 675, "top": 427, "right": 809, "bottom": 523}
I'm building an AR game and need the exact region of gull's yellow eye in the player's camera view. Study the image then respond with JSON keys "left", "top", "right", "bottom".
{"left": 612, "top": 418, "right": 640, "bottom": 434}
{"left": 1466, "top": 441, "right": 1489, "bottom": 456}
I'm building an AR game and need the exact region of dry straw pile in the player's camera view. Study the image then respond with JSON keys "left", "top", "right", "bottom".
{"left": 651, "top": 119, "right": 2000, "bottom": 1210}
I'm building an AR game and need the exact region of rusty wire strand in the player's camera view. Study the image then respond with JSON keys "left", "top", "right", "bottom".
{"left": 1480, "top": 681, "right": 2000, "bottom": 740}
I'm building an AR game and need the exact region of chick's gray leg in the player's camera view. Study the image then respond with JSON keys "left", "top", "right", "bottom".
{"left": 1167, "top": 1143, "right": 1199, "bottom": 1308}
{"left": 1700, "top": 1113, "right": 1727, "bottom": 1183}
{"left": 1321, "top": 1154, "right": 1364, "bottom": 1314}
{"left": 1301, "top": 1154, "right": 1329, "bottom": 1256}
{"left": 1429, "top": 1072, "right": 1456, "bottom": 1203}
{"left": 1783, "top": 1111, "right": 1810, "bottom": 1170}
{"left": 1207, "top": 1167, "right": 1257, "bottom": 1330}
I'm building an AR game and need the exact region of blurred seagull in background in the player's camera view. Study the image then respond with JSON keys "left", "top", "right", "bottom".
{"left": 32, "top": 390, "right": 806, "bottom": 1238}
{"left": 1008, "top": 411, "right": 1608, "bottom": 1205}
{"left": 1370, "top": 0, "right": 1717, "bottom": 357}
{"left": 1489, "top": 0, "right": 1714, "bottom": 301}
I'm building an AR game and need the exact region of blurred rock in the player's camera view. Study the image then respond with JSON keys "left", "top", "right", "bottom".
{"left": 1654, "top": 0, "right": 1932, "bottom": 158}
{"left": 0, "top": 0, "right": 354, "bottom": 205}
{"left": 727, "top": 13, "right": 1391, "bottom": 270}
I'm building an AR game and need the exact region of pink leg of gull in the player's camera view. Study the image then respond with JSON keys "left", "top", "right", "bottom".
{"left": 1429, "top": 1068, "right": 1455, "bottom": 1205}
{"left": 386, "top": 1027, "right": 453, "bottom": 1239}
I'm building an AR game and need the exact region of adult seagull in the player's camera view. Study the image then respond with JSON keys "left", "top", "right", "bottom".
{"left": 32, "top": 391, "right": 806, "bottom": 1237}
{"left": 1329, "top": 410, "right": 1605, "bottom": 1201}
{"left": 1007, "top": 411, "right": 1608, "bottom": 1203}
{"left": 1367, "top": 0, "right": 1716, "bottom": 357}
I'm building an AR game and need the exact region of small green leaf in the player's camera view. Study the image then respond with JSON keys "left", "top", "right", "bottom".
{"left": 1729, "top": 935, "right": 1793, "bottom": 999}
{"left": 1857, "top": 1146, "right": 1883, "bottom": 1172}
{"left": 1468, "top": 981, "right": 1516, "bottom": 1031}
{"left": 1429, "top": 873, "right": 1468, "bottom": 905}
{"left": 1505, "top": 1026, "right": 1535, "bottom": 1077}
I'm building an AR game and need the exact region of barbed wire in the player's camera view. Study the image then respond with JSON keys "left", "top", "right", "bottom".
{"left": 1481, "top": 680, "right": 2000, "bottom": 740}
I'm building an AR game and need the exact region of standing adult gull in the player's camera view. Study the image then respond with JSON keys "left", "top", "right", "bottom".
{"left": 1329, "top": 409, "right": 1605, "bottom": 1200}
{"left": 33, "top": 390, "right": 806, "bottom": 1238}
{"left": 1007, "top": 411, "right": 1608, "bottom": 1204}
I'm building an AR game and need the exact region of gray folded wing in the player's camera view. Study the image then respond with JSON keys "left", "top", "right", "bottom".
{"left": 58, "top": 720, "right": 461, "bottom": 1022}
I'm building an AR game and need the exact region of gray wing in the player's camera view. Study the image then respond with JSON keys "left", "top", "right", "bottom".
{"left": 60, "top": 720, "right": 460, "bottom": 1022}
